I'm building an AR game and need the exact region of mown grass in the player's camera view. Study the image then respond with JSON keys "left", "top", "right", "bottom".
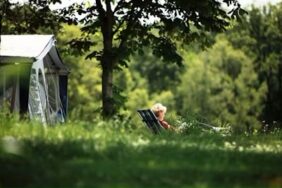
{"left": 0, "top": 116, "right": 282, "bottom": 188}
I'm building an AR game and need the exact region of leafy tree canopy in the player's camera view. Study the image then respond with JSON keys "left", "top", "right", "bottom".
{"left": 226, "top": 3, "right": 282, "bottom": 128}
{"left": 60, "top": 0, "right": 246, "bottom": 117}
{"left": 0, "top": 0, "right": 61, "bottom": 34}
{"left": 63, "top": 0, "right": 245, "bottom": 65}
{"left": 176, "top": 35, "right": 266, "bottom": 133}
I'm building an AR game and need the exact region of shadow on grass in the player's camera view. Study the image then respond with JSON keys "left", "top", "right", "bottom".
{"left": 1, "top": 138, "right": 282, "bottom": 188}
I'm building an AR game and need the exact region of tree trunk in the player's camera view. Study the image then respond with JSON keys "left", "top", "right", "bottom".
{"left": 101, "top": 37, "right": 115, "bottom": 117}
{"left": 279, "top": 64, "right": 282, "bottom": 124}
{"left": 102, "top": 61, "right": 114, "bottom": 117}
{"left": 100, "top": 3, "right": 115, "bottom": 118}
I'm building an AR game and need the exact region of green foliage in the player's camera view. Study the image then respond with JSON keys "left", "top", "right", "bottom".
{"left": 1, "top": 0, "right": 280, "bottom": 133}
{"left": 131, "top": 49, "right": 183, "bottom": 94}
{"left": 58, "top": 0, "right": 245, "bottom": 116}
{"left": 57, "top": 25, "right": 103, "bottom": 121}
{"left": 226, "top": 3, "right": 282, "bottom": 127}
{"left": 0, "top": 0, "right": 61, "bottom": 34}
{"left": 177, "top": 35, "right": 266, "bottom": 133}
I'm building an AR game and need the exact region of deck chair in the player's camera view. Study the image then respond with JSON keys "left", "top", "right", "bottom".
{"left": 137, "top": 109, "right": 163, "bottom": 134}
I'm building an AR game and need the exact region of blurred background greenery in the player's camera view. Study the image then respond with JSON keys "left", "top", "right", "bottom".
{"left": 55, "top": 3, "right": 282, "bottom": 134}
{"left": 1, "top": 2, "right": 282, "bottom": 133}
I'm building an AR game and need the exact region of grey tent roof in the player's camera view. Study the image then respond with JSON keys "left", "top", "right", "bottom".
{"left": 0, "top": 35, "right": 68, "bottom": 73}
{"left": 0, "top": 35, "right": 54, "bottom": 59}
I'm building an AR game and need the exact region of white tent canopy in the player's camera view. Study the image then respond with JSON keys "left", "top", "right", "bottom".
{"left": 1, "top": 35, "right": 54, "bottom": 58}
{"left": 0, "top": 35, "right": 68, "bottom": 125}
{"left": 0, "top": 35, "right": 68, "bottom": 73}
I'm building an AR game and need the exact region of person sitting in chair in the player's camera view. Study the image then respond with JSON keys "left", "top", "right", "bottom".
{"left": 151, "top": 103, "right": 176, "bottom": 130}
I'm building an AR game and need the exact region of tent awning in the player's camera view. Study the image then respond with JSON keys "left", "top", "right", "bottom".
{"left": 0, "top": 35, "right": 54, "bottom": 60}
{"left": 0, "top": 35, "right": 68, "bottom": 73}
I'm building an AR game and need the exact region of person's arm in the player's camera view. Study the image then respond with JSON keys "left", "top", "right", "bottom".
{"left": 159, "top": 120, "right": 171, "bottom": 129}
{"left": 160, "top": 120, "right": 177, "bottom": 131}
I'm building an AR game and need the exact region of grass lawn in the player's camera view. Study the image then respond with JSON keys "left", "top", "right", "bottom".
{"left": 0, "top": 118, "right": 282, "bottom": 188}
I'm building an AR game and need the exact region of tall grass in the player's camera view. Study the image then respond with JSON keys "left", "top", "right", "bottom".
{"left": 0, "top": 115, "right": 282, "bottom": 188}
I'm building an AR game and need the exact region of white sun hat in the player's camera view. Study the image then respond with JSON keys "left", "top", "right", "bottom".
{"left": 151, "top": 103, "right": 167, "bottom": 113}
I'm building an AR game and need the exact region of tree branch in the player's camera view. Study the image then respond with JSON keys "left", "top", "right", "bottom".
{"left": 115, "top": 2, "right": 145, "bottom": 63}
{"left": 119, "top": 6, "right": 140, "bottom": 38}
{"left": 113, "top": 0, "right": 127, "bottom": 13}
{"left": 96, "top": 0, "right": 105, "bottom": 17}
{"left": 113, "top": 18, "right": 125, "bottom": 35}
{"left": 112, "top": 1, "right": 133, "bottom": 35}
{"left": 105, "top": 0, "right": 112, "bottom": 13}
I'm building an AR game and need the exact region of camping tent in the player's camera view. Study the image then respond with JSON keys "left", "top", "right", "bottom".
{"left": 0, "top": 35, "right": 68, "bottom": 125}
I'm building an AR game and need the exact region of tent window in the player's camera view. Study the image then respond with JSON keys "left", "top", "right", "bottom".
{"left": 46, "top": 74, "right": 59, "bottom": 113}
{"left": 44, "top": 55, "right": 65, "bottom": 123}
